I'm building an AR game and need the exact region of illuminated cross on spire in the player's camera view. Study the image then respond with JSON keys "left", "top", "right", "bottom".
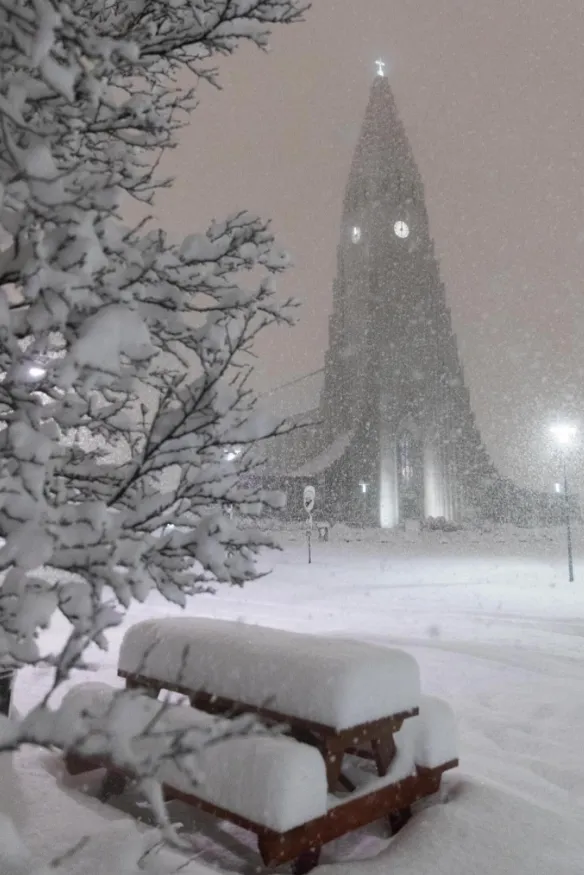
{"left": 375, "top": 59, "right": 386, "bottom": 77}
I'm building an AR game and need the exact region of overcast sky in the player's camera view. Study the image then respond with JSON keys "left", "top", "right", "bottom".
{"left": 147, "top": 1, "right": 584, "bottom": 489}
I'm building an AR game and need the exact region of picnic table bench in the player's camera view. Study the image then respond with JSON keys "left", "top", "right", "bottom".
{"left": 60, "top": 682, "right": 458, "bottom": 873}
{"left": 117, "top": 618, "right": 421, "bottom": 792}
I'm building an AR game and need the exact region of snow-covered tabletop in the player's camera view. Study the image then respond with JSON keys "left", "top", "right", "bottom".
{"left": 118, "top": 617, "right": 421, "bottom": 731}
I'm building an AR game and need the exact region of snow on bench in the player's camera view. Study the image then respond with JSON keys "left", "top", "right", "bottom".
{"left": 58, "top": 683, "right": 458, "bottom": 872}
{"left": 341, "top": 695, "right": 458, "bottom": 797}
{"left": 402, "top": 695, "right": 458, "bottom": 770}
{"left": 58, "top": 682, "right": 328, "bottom": 833}
{"left": 118, "top": 617, "right": 421, "bottom": 732}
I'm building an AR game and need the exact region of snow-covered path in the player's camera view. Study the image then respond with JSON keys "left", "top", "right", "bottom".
{"left": 10, "top": 526, "right": 584, "bottom": 874}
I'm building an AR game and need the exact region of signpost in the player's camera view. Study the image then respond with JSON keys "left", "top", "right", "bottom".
{"left": 303, "top": 486, "right": 315, "bottom": 565}
{"left": 0, "top": 669, "right": 14, "bottom": 716}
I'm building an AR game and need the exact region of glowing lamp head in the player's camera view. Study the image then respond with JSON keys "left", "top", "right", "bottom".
{"left": 375, "top": 59, "right": 386, "bottom": 77}
{"left": 28, "top": 365, "right": 46, "bottom": 380}
{"left": 550, "top": 423, "right": 577, "bottom": 446}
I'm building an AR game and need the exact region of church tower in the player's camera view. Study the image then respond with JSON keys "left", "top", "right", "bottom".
{"left": 319, "top": 63, "right": 494, "bottom": 526}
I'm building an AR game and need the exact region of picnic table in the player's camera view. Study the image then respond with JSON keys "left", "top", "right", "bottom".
{"left": 58, "top": 618, "right": 458, "bottom": 872}
{"left": 117, "top": 617, "right": 421, "bottom": 791}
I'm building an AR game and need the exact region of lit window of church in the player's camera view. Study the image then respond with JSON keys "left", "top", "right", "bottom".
{"left": 398, "top": 432, "right": 414, "bottom": 482}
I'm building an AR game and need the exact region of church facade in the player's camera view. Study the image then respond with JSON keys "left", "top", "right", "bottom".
{"left": 265, "top": 69, "right": 498, "bottom": 527}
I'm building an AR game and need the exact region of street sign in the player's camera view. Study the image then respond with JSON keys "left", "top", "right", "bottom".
{"left": 303, "top": 485, "right": 316, "bottom": 515}
{"left": 303, "top": 486, "right": 316, "bottom": 564}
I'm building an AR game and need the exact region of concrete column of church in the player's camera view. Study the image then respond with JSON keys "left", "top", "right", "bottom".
{"left": 423, "top": 437, "right": 445, "bottom": 519}
{"left": 436, "top": 373, "right": 450, "bottom": 521}
{"left": 441, "top": 393, "right": 454, "bottom": 521}
{"left": 452, "top": 441, "right": 461, "bottom": 521}
{"left": 446, "top": 426, "right": 456, "bottom": 521}
{"left": 432, "top": 299, "right": 451, "bottom": 521}
{"left": 425, "top": 293, "right": 444, "bottom": 520}
{"left": 452, "top": 399, "right": 466, "bottom": 522}
{"left": 444, "top": 342, "right": 459, "bottom": 522}
{"left": 379, "top": 402, "right": 399, "bottom": 528}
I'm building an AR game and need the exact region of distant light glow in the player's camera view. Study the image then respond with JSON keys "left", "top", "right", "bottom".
{"left": 555, "top": 482, "right": 562, "bottom": 493}
{"left": 28, "top": 366, "right": 46, "bottom": 379}
{"left": 226, "top": 447, "right": 242, "bottom": 461}
{"left": 351, "top": 225, "right": 362, "bottom": 244}
{"left": 394, "top": 220, "right": 410, "bottom": 239}
{"left": 550, "top": 423, "right": 577, "bottom": 446}
{"left": 359, "top": 481, "right": 369, "bottom": 494}
{"left": 375, "top": 59, "right": 386, "bottom": 77}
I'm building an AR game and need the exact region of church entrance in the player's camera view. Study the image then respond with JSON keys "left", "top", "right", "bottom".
{"left": 397, "top": 430, "right": 423, "bottom": 521}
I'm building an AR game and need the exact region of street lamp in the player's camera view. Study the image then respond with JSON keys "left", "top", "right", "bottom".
{"left": 550, "top": 423, "right": 577, "bottom": 582}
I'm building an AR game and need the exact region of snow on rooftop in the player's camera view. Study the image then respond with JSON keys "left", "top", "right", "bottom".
{"left": 260, "top": 370, "right": 323, "bottom": 421}
{"left": 292, "top": 429, "right": 354, "bottom": 477}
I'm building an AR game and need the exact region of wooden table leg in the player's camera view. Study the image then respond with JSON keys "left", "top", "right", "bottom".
{"left": 291, "top": 728, "right": 354, "bottom": 793}
{"left": 258, "top": 835, "right": 321, "bottom": 873}
{"left": 338, "top": 771, "right": 356, "bottom": 792}
{"left": 388, "top": 806, "right": 412, "bottom": 835}
{"left": 371, "top": 732, "right": 397, "bottom": 777}
{"left": 292, "top": 848, "right": 321, "bottom": 874}
{"left": 323, "top": 738, "right": 346, "bottom": 791}
{"left": 99, "top": 769, "right": 127, "bottom": 802}
{"left": 64, "top": 752, "right": 93, "bottom": 776}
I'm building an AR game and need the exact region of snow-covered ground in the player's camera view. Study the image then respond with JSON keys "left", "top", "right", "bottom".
{"left": 8, "top": 524, "right": 584, "bottom": 874}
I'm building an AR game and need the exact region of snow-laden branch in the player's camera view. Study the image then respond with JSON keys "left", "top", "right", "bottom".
{"left": 0, "top": 2, "right": 309, "bottom": 855}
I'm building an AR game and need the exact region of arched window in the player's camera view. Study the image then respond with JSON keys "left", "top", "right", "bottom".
{"left": 398, "top": 431, "right": 414, "bottom": 483}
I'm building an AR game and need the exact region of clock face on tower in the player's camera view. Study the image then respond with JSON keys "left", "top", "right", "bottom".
{"left": 394, "top": 219, "right": 410, "bottom": 239}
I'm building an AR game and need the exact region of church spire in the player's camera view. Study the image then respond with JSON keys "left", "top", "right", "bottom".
{"left": 343, "top": 67, "right": 424, "bottom": 215}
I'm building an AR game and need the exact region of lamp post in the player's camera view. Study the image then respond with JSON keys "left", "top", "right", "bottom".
{"left": 550, "top": 423, "right": 577, "bottom": 582}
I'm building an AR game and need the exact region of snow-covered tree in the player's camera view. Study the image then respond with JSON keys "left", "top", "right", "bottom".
{"left": 0, "top": 0, "right": 307, "bottom": 866}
